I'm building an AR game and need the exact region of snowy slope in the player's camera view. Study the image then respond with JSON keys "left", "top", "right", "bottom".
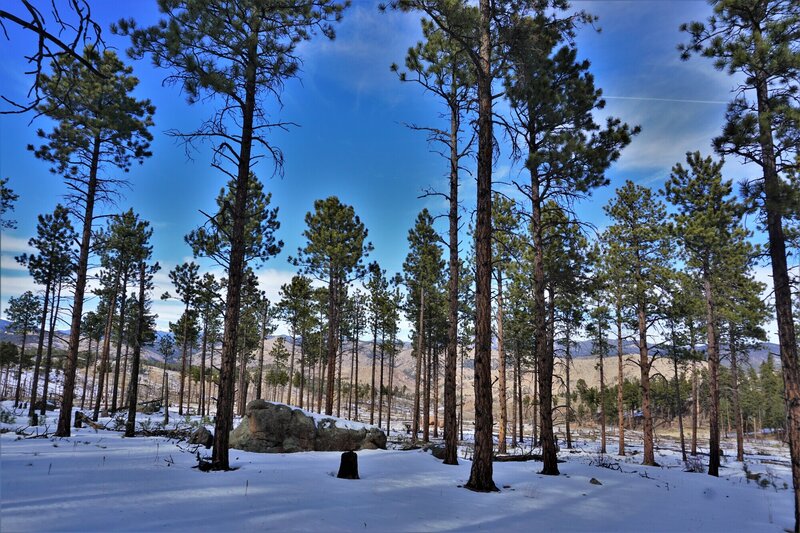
{"left": 0, "top": 402, "right": 792, "bottom": 532}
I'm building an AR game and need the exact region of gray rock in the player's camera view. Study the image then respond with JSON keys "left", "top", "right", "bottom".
{"left": 189, "top": 426, "right": 213, "bottom": 448}
{"left": 428, "top": 444, "right": 447, "bottom": 460}
{"left": 230, "top": 400, "right": 386, "bottom": 453}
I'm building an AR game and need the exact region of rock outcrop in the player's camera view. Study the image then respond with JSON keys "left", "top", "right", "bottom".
{"left": 230, "top": 400, "right": 386, "bottom": 453}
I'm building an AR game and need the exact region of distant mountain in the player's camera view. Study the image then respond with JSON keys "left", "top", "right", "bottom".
{"left": 563, "top": 339, "right": 781, "bottom": 367}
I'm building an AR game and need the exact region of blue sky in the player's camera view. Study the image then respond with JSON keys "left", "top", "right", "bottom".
{"left": 0, "top": 1, "right": 773, "bottom": 340}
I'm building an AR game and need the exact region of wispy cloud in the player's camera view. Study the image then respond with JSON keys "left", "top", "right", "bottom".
{"left": 1, "top": 234, "right": 33, "bottom": 254}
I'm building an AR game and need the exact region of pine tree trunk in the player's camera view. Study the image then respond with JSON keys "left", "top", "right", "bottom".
{"left": 56, "top": 137, "right": 99, "bottom": 437}
{"left": 94, "top": 274, "right": 120, "bottom": 421}
{"left": 348, "top": 333, "right": 355, "bottom": 419}
{"left": 371, "top": 314, "right": 378, "bottom": 425}
{"left": 423, "top": 343, "right": 431, "bottom": 443}
{"left": 125, "top": 262, "right": 147, "bottom": 437}
{"left": 111, "top": 269, "right": 130, "bottom": 413}
{"left": 178, "top": 300, "right": 191, "bottom": 416}
{"left": 433, "top": 349, "right": 439, "bottom": 438}
{"left": 673, "top": 351, "right": 687, "bottom": 462}
{"left": 465, "top": 0, "right": 497, "bottom": 492}
{"left": 387, "top": 331, "right": 396, "bottom": 435}
{"left": 14, "top": 332, "right": 28, "bottom": 408}
{"left": 89, "top": 341, "right": 99, "bottom": 410}
{"left": 691, "top": 370, "right": 699, "bottom": 457}
{"left": 444, "top": 84, "right": 460, "bottom": 464}
{"left": 517, "top": 354, "right": 524, "bottom": 444}
{"left": 752, "top": 61, "right": 800, "bottom": 529}
{"left": 298, "top": 335, "right": 305, "bottom": 410}
{"left": 28, "top": 276, "right": 52, "bottom": 424}
{"left": 80, "top": 337, "right": 91, "bottom": 411}
{"left": 616, "top": 303, "right": 625, "bottom": 456}
{"left": 200, "top": 324, "right": 208, "bottom": 416}
{"left": 210, "top": 41, "right": 257, "bottom": 470}
{"left": 459, "top": 343, "right": 464, "bottom": 441}
{"left": 511, "top": 357, "right": 518, "bottom": 448}
{"left": 288, "top": 323, "right": 297, "bottom": 406}
{"left": 412, "top": 288, "right": 424, "bottom": 442}
{"left": 325, "top": 273, "right": 339, "bottom": 416}
{"left": 638, "top": 300, "right": 656, "bottom": 466}
{"left": 704, "top": 273, "right": 720, "bottom": 476}
{"left": 565, "top": 333, "right": 573, "bottom": 450}
{"left": 535, "top": 221, "right": 557, "bottom": 475}
{"left": 378, "top": 334, "right": 385, "bottom": 428}
{"left": 337, "top": 330, "right": 344, "bottom": 417}
{"left": 496, "top": 269, "right": 507, "bottom": 454}
{"left": 600, "top": 341, "right": 606, "bottom": 454}
{"left": 256, "top": 307, "right": 267, "bottom": 401}
{"left": 729, "top": 331, "right": 744, "bottom": 462}
{"left": 121, "top": 342, "right": 131, "bottom": 408}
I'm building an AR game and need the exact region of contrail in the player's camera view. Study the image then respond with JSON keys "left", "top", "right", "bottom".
{"left": 604, "top": 95, "right": 728, "bottom": 105}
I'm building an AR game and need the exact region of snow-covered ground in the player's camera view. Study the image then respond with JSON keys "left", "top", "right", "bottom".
{"left": 0, "top": 402, "right": 793, "bottom": 532}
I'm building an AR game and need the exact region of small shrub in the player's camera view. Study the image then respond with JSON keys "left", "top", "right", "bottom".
{"left": 112, "top": 414, "right": 127, "bottom": 431}
{"left": 0, "top": 408, "right": 17, "bottom": 424}
{"left": 684, "top": 456, "right": 705, "bottom": 473}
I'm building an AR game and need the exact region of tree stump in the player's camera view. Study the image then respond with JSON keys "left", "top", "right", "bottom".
{"left": 337, "top": 451, "right": 359, "bottom": 480}
{"left": 74, "top": 411, "right": 83, "bottom": 429}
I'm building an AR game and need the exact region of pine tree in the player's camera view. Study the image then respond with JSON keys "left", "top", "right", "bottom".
{"left": 681, "top": 1, "right": 800, "bottom": 519}
{"left": 403, "top": 209, "right": 444, "bottom": 441}
{"left": 16, "top": 205, "right": 75, "bottom": 424}
{"left": 79, "top": 310, "right": 101, "bottom": 410}
{"left": 604, "top": 181, "right": 670, "bottom": 466}
{"left": 158, "top": 334, "right": 176, "bottom": 424}
{"left": 5, "top": 291, "right": 42, "bottom": 407}
{"left": 125, "top": 255, "right": 159, "bottom": 437}
{"left": 31, "top": 48, "right": 155, "bottom": 437}
{"left": 664, "top": 151, "right": 749, "bottom": 476}
{"left": 195, "top": 273, "right": 223, "bottom": 416}
{"left": 118, "top": 0, "right": 346, "bottom": 470}
{"left": 0, "top": 178, "right": 19, "bottom": 229}
{"left": 278, "top": 275, "right": 313, "bottom": 407}
{"left": 163, "top": 262, "right": 200, "bottom": 416}
{"left": 503, "top": 9, "right": 636, "bottom": 474}
{"left": 292, "top": 197, "right": 371, "bottom": 416}
{"left": 394, "top": 7, "right": 476, "bottom": 464}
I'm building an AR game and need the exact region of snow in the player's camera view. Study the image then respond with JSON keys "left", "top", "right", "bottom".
{"left": 266, "top": 401, "right": 381, "bottom": 431}
{"left": 0, "top": 402, "right": 793, "bottom": 532}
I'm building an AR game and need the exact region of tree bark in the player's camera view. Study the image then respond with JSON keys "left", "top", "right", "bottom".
{"left": 111, "top": 270, "right": 130, "bottom": 412}
{"left": 729, "top": 330, "right": 744, "bottom": 462}
{"left": 465, "top": 0, "right": 497, "bottom": 492}
{"left": 412, "top": 288, "right": 424, "bottom": 443}
{"left": 93, "top": 273, "right": 120, "bottom": 421}
{"left": 444, "top": 77, "right": 460, "bottom": 464}
{"left": 28, "top": 275, "right": 51, "bottom": 425}
{"left": 210, "top": 39, "right": 257, "bottom": 471}
{"left": 704, "top": 273, "right": 720, "bottom": 476}
{"left": 496, "top": 269, "right": 508, "bottom": 454}
{"left": 325, "top": 272, "right": 340, "bottom": 416}
{"left": 40, "top": 280, "right": 62, "bottom": 416}
{"left": 14, "top": 331, "right": 29, "bottom": 408}
{"left": 673, "top": 347, "right": 687, "bottom": 462}
{"left": 56, "top": 136, "right": 99, "bottom": 437}
{"left": 599, "top": 339, "right": 606, "bottom": 455}
{"left": 565, "top": 331, "right": 573, "bottom": 449}
{"left": 125, "top": 262, "right": 147, "bottom": 437}
{"left": 752, "top": 54, "right": 800, "bottom": 529}
{"left": 638, "top": 299, "right": 656, "bottom": 466}
{"left": 616, "top": 302, "right": 625, "bottom": 456}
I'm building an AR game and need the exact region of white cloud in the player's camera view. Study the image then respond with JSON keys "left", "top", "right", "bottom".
{"left": 1, "top": 234, "right": 33, "bottom": 254}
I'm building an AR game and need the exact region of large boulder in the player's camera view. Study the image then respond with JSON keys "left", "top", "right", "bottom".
{"left": 230, "top": 400, "right": 386, "bottom": 453}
